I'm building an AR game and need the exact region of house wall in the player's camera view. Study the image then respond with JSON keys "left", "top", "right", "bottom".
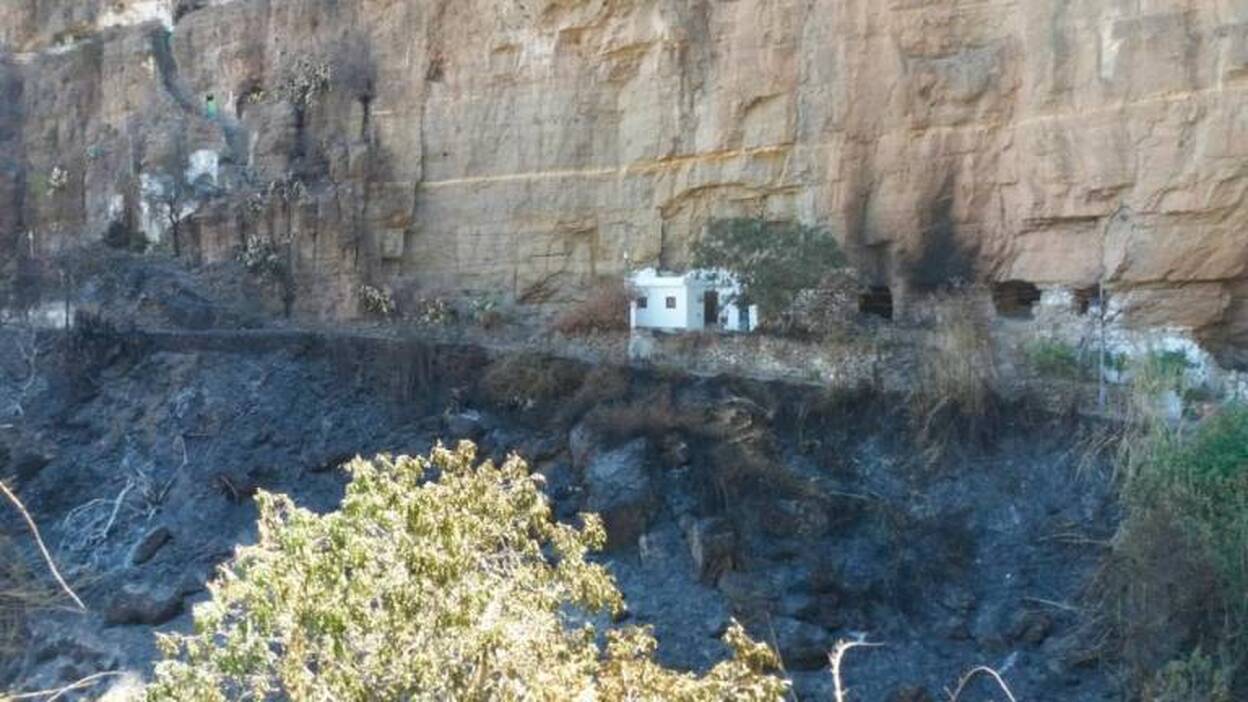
{"left": 632, "top": 283, "right": 691, "bottom": 330}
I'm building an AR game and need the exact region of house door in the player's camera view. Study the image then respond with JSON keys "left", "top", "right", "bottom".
{"left": 703, "top": 291, "right": 719, "bottom": 328}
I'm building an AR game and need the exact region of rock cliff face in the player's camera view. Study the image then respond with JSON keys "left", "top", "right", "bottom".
{"left": 3, "top": 1, "right": 1248, "bottom": 358}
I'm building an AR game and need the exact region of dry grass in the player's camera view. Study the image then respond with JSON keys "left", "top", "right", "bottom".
{"left": 0, "top": 533, "right": 61, "bottom": 660}
{"left": 908, "top": 286, "right": 997, "bottom": 460}
{"left": 551, "top": 280, "right": 632, "bottom": 336}
{"left": 479, "top": 355, "right": 587, "bottom": 412}
{"left": 582, "top": 385, "right": 702, "bottom": 445}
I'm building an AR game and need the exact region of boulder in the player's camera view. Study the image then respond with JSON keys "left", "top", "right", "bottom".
{"left": 758, "top": 499, "right": 830, "bottom": 539}
{"left": 1009, "top": 609, "right": 1053, "bottom": 646}
{"left": 770, "top": 616, "right": 833, "bottom": 670}
{"left": 716, "top": 571, "right": 782, "bottom": 610}
{"left": 568, "top": 420, "right": 604, "bottom": 472}
{"left": 887, "top": 686, "right": 935, "bottom": 702}
{"left": 12, "top": 451, "right": 53, "bottom": 482}
{"left": 128, "top": 525, "right": 172, "bottom": 565}
{"left": 659, "top": 433, "right": 692, "bottom": 466}
{"left": 443, "top": 410, "right": 486, "bottom": 441}
{"left": 584, "top": 439, "right": 654, "bottom": 549}
{"left": 104, "top": 582, "right": 184, "bottom": 626}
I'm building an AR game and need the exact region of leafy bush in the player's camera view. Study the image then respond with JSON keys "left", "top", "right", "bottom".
{"left": 552, "top": 280, "right": 632, "bottom": 336}
{"left": 144, "top": 443, "right": 787, "bottom": 700}
{"left": 691, "top": 218, "right": 846, "bottom": 324}
{"left": 1024, "top": 338, "right": 1083, "bottom": 379}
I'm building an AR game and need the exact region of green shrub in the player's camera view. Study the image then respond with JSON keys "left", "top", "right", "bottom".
{"left": 1024, "top": 339, "right": 1083, "bottom": 378}
{"left": 1100, "top": 405, "right": 1248, "bottom": 691}
{"left": 691, "top": 218, "right": 846, "bottom": 325}
{"left": 1132, "top": 350, "right": 1193, "bottom": 396}
{"left": 1145, "top": 649, "right": 1233, "bottom": 702}
{"left": 145, "top": 443, "right": 788, "bottom": 700}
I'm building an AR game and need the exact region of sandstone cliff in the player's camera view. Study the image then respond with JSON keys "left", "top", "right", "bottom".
{"left": 2, "top": 1, "right": 1247, "bottom": 362}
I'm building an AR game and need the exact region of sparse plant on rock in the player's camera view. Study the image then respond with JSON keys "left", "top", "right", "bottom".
{"left": 266, "top": 173, "right": 308, "bottom": 203}
{"left": 467, "top": 293, "right": 505, "bottom": 329}
{"left": 236, "top": 235, "right": 287, "bottom": 279}
{"left": 358, "top": 284, "right": 395, "bottom": 318}
{"left": 144, "top": 442, "right": 788, "bottom": 701}
{"left": 45, "top": 166, "right": 68, "bottom": 195}
{"left": 411, "top": 296, "right": 454, "bottom": 326}
{"left": 273, "top": 55, "right": 332, "bottom": 108}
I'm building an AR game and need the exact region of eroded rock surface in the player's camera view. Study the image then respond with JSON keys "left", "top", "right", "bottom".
{"left": 2, "top": 0, "right": 1247, "bottom": 355}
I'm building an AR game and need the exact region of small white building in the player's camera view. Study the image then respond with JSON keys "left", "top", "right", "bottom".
{"left": 628, "top": 268, "right": 759, "bottom": 333}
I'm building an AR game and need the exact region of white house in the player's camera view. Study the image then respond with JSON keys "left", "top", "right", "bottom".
{"left": 628, "top": 268, "right": 759, "bottom": 332}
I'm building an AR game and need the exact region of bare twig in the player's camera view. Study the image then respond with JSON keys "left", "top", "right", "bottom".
{"left": 5, "top": 325, "right": 41, "bottom": 418}
{"left": 99, "top": 480, "right": 135, "bottom": 540}
{"left": 947, "top": 665, "right": 1018, "bottom": 702}
{"left": 1, "top": 671, "right": 126, "bottom": 701}
{"left": 151, "top": 435, "right": 189, "bottom": 508}
{"left": 0, "top": 481, "right": 86, "bottom": 611}
{"left": 1023, "top": 596, "right": 1082, "bottom": 613}
{"left": 829, "top": 638, "right": 883, "bottom": 702}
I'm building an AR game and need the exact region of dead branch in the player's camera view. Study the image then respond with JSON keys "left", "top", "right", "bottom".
{"left": 947, "top": 665, "right": 1018, "bottom": 702}
{"left": 1, "top": 671, "right": 126, "bottom": 701}
{"left": 1022, "top": 596, "right": 1082, "bottom": 613}
{"left": 99, "top": 480, "right": 135, "bottom": 541}
{"left": 0, "top": 481, "right": 86, "bottom": 611}
{"left": 5, "top": 325, "right": 41, "bottom": 418}
{"left": 829, "top": 638, "right": 884, "bottom": 702}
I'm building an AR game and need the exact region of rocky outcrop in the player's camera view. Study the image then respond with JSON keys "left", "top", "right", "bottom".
{"left": 4, "top": 1, "right": 1248, "bottom": 359}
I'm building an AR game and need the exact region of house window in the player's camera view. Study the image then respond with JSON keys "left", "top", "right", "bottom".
{"left": 665, "top": 296, "right": 677, "bottom": 309}
{"left": 636, "top": 296, "right": 648, "bottom": 309}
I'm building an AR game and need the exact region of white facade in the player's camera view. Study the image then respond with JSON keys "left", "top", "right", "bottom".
{"left": 628, "top": 268, "right": 759, "bottom": 333}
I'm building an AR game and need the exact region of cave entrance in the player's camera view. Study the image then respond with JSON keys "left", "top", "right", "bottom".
{"left": 859, "top": 286, "right": 894, "bottom": 320}
{"left": 1073, "top": 286, "right": 1100, "bottom": 316}
{"left": 992, "top": 281, "right": 1041, "bottom": 319}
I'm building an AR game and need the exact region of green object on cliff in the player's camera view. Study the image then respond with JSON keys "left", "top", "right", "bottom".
{"left": 204, "top": 94, "right": 217, "bottom": 118}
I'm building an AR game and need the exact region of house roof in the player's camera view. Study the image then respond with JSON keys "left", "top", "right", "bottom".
{"left": 628, "top": 267, "right": 739, "bottom": 290}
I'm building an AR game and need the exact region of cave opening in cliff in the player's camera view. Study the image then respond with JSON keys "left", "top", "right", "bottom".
{"left": 1073, "top": 286, "right": 1101, "bottom": 316}
{"left": 992, "top": 281, "right": 1041, "bottom": 319}
{"left": 859, "top": 286, "right": 894, "bottom": 320}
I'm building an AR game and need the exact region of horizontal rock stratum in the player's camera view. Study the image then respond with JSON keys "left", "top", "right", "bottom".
{"left": 2, "top": 1, "right": 1247, "bottom": 361}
